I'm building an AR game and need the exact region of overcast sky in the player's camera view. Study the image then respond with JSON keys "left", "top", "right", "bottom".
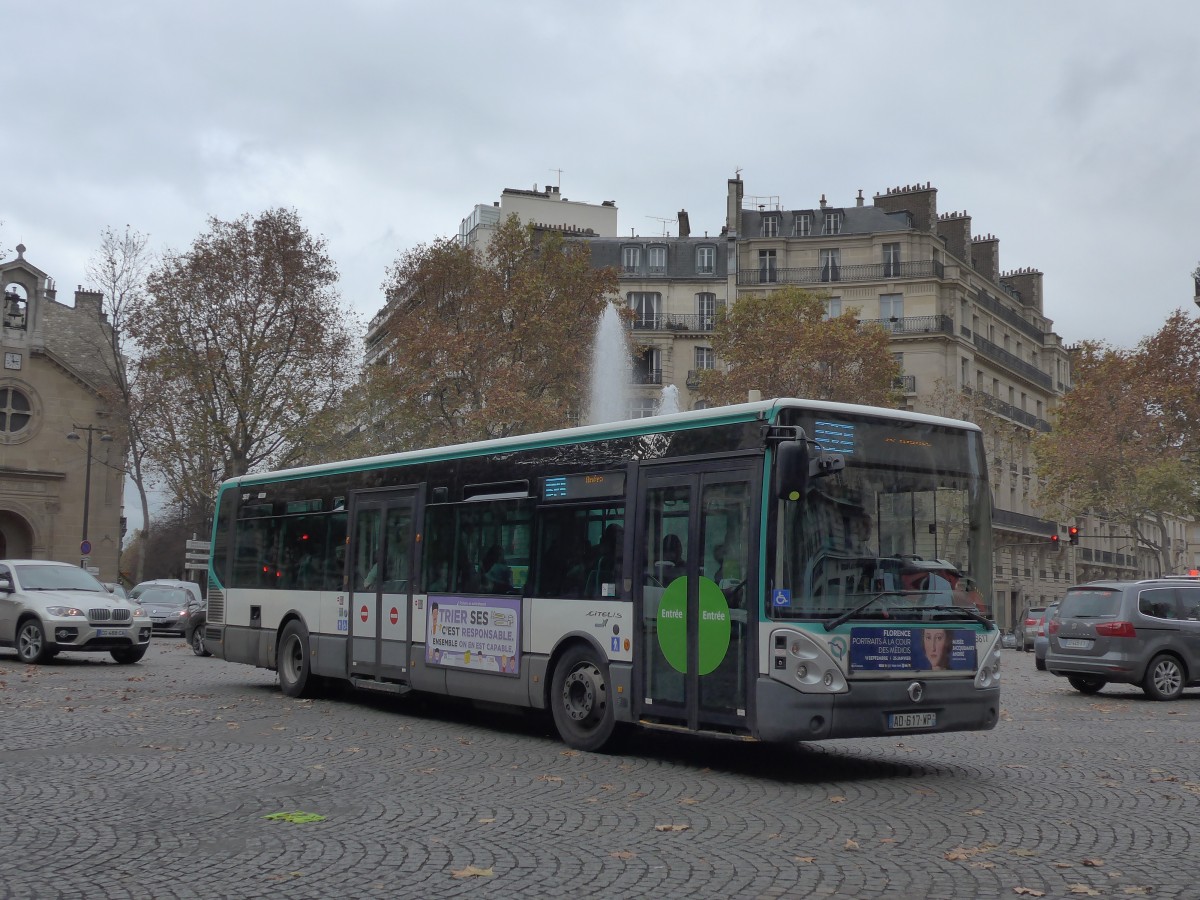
{"left": 6, "top": 2, "right": 1199, "bottom": 537}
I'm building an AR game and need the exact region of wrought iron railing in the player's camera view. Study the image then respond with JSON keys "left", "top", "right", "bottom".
{"left": 631, "top": 369, "right": 662, "bottom": 385}
{"left": 737, "top": 259, "right": 944, "bottom": 286}
{"left": 857, "top": 315, "right": 954, "bottom": 336}
{"left": 630, "top": 314, "right": 719, "bottom": 332}
{"left": 972, "top": 334, "right": 1053, "bottom": 389}
{"left": 963, "top": 387, "right": 1052, "bottom": 432}
{"left": 975, "top": 291, "right": 1045, "bottom": 342}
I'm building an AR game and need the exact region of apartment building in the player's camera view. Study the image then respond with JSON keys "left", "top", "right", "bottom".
{"left": 725, "top": 176, "right": 1077, "bottom": 628}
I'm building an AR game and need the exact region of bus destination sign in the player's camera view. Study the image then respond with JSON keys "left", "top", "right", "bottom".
{"left": 541, "top": 471, "right": 625, "bottom": 502}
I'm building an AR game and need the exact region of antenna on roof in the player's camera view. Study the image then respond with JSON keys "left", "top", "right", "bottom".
{"left": 646, "top": 216, "right": 673, "bottom": 237}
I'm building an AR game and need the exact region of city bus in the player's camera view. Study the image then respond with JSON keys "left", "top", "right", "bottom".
{"left": 204, "top": 397, "right": 1000, "bottom": 750}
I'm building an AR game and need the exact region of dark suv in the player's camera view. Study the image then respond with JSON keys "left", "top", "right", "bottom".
{"left": 1045, "top": 578, "right": 1200, "bottom": 700}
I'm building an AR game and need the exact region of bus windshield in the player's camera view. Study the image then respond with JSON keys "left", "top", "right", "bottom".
{"left": 773, "top": 413, "right": 992, "bottom": 621}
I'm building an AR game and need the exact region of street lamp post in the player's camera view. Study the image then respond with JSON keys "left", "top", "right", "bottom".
{"left": 67, "top": 424, "right": 113, "bottom": 568}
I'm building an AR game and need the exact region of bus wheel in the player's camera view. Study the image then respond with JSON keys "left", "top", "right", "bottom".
{"left": 278, "top": 620, "right": 319, "bottom": 698}
{"left": 551, "top": 644, "right": 616, "bottom": 752}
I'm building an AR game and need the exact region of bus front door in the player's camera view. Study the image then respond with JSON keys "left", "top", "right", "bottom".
{"left": 347, "top": 488, "right": 420, "bottom": 682}
{"left": 636, "top": 464, "right": 757, "bottom": 734}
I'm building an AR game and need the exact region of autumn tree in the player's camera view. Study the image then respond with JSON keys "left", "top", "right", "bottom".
{"left": 129, "top": 208, "right": 359, "bottom": 517}
{"left": 1033, "top": 310, "right": 1200, "bottom": 574}
{"left": 85, "top": 226, "right": 157, "bottom": 581}
{"left": 697, "top": 286, "right": 903, "bottom": 407}
{"left": 374, "top": 216, "right": 619, "bottom": 447}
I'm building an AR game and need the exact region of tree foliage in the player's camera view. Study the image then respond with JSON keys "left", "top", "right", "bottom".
{"left": 697, "top": 286, "right": 903, "bottom": 407}
{"left": 130, "top": 208, "right": 359, "bottom": 515}
{"left": 374, "top": 215, "right": 619, "bottom": 447}
{"left": 1033, "top": 310, "right": 1200, "bottom": 572}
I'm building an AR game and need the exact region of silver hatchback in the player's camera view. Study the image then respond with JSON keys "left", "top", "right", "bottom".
{"left": 1046, "top": 578, "right": 1200, "bottom": 700}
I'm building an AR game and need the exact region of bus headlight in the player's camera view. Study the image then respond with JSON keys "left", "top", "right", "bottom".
{"left": 772, "top": 629, "right": 847, "bottom": 694}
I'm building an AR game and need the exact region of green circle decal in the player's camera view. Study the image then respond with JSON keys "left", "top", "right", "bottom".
{"left": 656, "top": 576, "right": 732, "bottom": 676}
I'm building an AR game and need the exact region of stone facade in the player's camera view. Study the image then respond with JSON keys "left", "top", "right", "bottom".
{"left": 0, "top": 246, "right": 126, "bottom": 579}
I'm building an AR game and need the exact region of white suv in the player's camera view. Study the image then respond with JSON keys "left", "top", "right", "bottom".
{"left": 0, "top": 560, "right": 152, "bottom": 664}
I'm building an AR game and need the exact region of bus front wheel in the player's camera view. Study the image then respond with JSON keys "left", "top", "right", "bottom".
{"left": 551, "top": 644, "right": 617, "bottom": 752}
{"left": 278, "top": 620, "right": 320, "bottom": 698}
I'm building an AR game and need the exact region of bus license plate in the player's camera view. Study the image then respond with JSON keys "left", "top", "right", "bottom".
{"left": 889, "top": 712, "right": 936, "bottom": 730}
{"left": 96, "top": 628, "right": 126, "bottom": 637}
{"left": 1059, "top": 638, "right": 1092, "bottom": 649}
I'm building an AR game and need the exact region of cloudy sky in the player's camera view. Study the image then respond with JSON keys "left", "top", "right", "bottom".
{"left": 7, "top": 1, "right": 1199, "bottom": 354}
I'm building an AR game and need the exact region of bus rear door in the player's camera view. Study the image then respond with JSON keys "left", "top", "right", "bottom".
{"left": 347, "top": 487, "right": 421, "bottom": 682}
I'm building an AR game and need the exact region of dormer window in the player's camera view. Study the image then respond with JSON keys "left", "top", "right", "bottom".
{"left": 648, "top": 245, "right": 667, "bottom": 275}
{"left": 622, "top": 246, "right": 641, "bottom": 274}
{"left": 696, "top": 245, "right": 715, "bottom": 275}
{"left": 793, "top": 214, "right": 811, "bottom": 237}
{"left": 762, "top": 215, "right": 780, "bottom": 237}
{"left": 823, "top": 212, "right": 842, "bottom": 235}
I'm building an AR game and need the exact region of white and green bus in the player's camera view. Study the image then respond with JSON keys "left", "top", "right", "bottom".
{"left": 205, "top": 397, "right": 1000, "bottom": 750}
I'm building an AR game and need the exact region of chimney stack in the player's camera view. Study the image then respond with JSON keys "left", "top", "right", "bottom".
{"left": 677, "top": 210, "right": 691, "bottom": 238}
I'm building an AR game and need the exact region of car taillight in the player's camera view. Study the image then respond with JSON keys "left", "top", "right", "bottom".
{"left": 1048, "top": 619, "right": 1059, "bottom": 635}
{"left": 1024, "top": 617, "right": 1037, "bottom": 626}
{"left": 1094, "top": 621, "right": 1137, "bottom": 638}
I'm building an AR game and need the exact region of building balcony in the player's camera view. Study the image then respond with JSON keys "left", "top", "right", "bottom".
{"left": 963, "top": 386, "right": 1052, "bottom": 432}
{"left": 631, "top": 369, "right": 662, "bottom": 385}
{"left": 971, "top": 334, "right": 1053, "bottom": 390}
{"left": 857, "top": 315, "right": 954, "bottom": 336}
{"left": 892, "top": 374, "right": 916, "bottom": 393}
{"left": 630, "top": 314, "right": 718, "bottom": 333}
{"left": 737, "top": 259, "right": 944, "bottom": 286}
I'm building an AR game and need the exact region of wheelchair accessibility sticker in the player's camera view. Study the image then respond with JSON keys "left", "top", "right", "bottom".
{"left": 771, "top": 589, "right": 792, "bottom": 608}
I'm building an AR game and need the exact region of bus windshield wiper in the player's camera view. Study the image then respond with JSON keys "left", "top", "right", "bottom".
{"left": 921, "top": 605, "right": 995, "bottom": 629}
{"left": 824, "top": 591, "right": 914, "bottom": 631}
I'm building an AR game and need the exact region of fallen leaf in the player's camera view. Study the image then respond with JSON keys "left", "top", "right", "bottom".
{"left": 1081, "top": 858, "right": 1104, "bottom": 867}
{"left": 1012, "top": 889, "right": 1046, "bottom": 897}
{"left": 1121, "top": 887, "right": 1151, "bottom": 895}
{"left": 794, "top": 856, "right": 816, "bottom": 864}
{"left": 610, "top": 850, "right": 635, "bottom": 859}
{"left": 560, "top": 749, "right": 578, "bottom": 757}
{"left": 879, "top": 838, "right": 896, "bottom": 844}
{"left": 843, "top": 839, "right": 859, "bottom": 851}
{"left": 262, "top": 811, "right": 326, "bottom": 824}
{"left": 966, "top": 808, "right": 984, "bottom": 816}
{"left": 537, "top": 774, "right": 562, "bottom": 783}
{"left": 969, "top": 861, "right": 996, "bottom": 869}
{"left": 451, "top": 865, "right": 494, "bottom": 879}
{"left": 1067, "top": 886, "right": 1101, "bottom": 896}
{"left": 829, "top": 795, "right": 847, "bottom": 803}
{"left": 477, "top": 818, "right": 495, "bottom": 824}
{"left": 1011, "top": 849, "right": 1039, "bottom": 857}
{"left": 654, "top": 824, "right": 690, "bottom": 832}
{"left": 679, "top": 798, "right": 699, "bottom": 805}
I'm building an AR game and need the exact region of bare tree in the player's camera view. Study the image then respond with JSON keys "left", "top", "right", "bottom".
{"left": 86, "top": 226, "right": 156, "bottom": 582}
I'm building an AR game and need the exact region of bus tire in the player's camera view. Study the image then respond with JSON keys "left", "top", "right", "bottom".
{"left": 278, "top": 620, "right": 320, "bottom": 698}
{"left": 550, "top": 643, "right": 617, "bottom": 752}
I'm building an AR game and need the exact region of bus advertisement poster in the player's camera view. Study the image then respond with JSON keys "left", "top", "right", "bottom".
{"left": 848, "top": 626, "right": 977, "bottom": 672}
{"left": 426, "top": 596, "right": 521, "bottom": 676}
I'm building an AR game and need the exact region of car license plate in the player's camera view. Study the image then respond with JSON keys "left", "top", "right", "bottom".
{"left": 96, "top": 628, "right": 127, "bottom": 637}
{"left": 888, "top": 712, "right": 936, "bottom": 730}
{"left": 1059, "top": 638, "right": 1092, "bottom": 649}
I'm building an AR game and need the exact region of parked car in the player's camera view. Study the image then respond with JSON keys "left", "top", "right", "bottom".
{"left": 1018, "top": 605, "right": 1047, "bottom": 651}
{"left": 130, "top": 578, "right": 203, "bottom": 607}
{"left": 102, "top": 582, "right": 129, "bottom": 600}
{"left": 135, "top": 585, "right": 200, "bottom": 636}
{"left": 183, "top": 597, "right": 211, "bottom": 657}
{"left": 0, "top": 559, "right": 152, "bottom": 664}
{"left": 1033, "top": 601, "right": 1059, "bottom": 670}
{"left": 1046, "top": 577, "right": 1200, "bottom": 700}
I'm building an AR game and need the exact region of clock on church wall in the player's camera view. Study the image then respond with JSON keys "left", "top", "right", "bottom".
{"left": 4, "top": 352, "right": 21, "bottom": 370}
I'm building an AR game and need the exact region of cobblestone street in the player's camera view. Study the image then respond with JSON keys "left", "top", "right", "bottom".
{"left": 0, "top": 642, "right": 1196, "bottom": 899}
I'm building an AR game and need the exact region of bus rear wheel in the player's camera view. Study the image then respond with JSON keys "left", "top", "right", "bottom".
{"left": 278, "top": 620, "right": 320, "bottom": 698}
{"left": 551, "top": 644, "right": 617, "bottom": 752}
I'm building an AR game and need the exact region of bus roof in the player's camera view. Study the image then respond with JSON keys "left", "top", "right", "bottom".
{"left": 225, "top": 397, "right": 982, "bottom": 489}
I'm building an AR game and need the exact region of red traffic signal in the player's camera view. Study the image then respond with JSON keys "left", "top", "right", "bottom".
{"left": 1068, "top": 526, "right": 1079, "bottom": 545}
{"left": 1049, "top": 534, "right": 1060, "bottom": 547}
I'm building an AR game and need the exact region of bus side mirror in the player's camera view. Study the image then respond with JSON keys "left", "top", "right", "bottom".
{"left": 775, "top": 439, "right": 810, "bottom": 500}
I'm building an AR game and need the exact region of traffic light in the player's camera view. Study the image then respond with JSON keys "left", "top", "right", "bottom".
{"left": 1049, "top": 533, "right": 1060, "bottom": 549}
{"left": 1068, "top": 526, "right": 1079, "bottom": 545}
